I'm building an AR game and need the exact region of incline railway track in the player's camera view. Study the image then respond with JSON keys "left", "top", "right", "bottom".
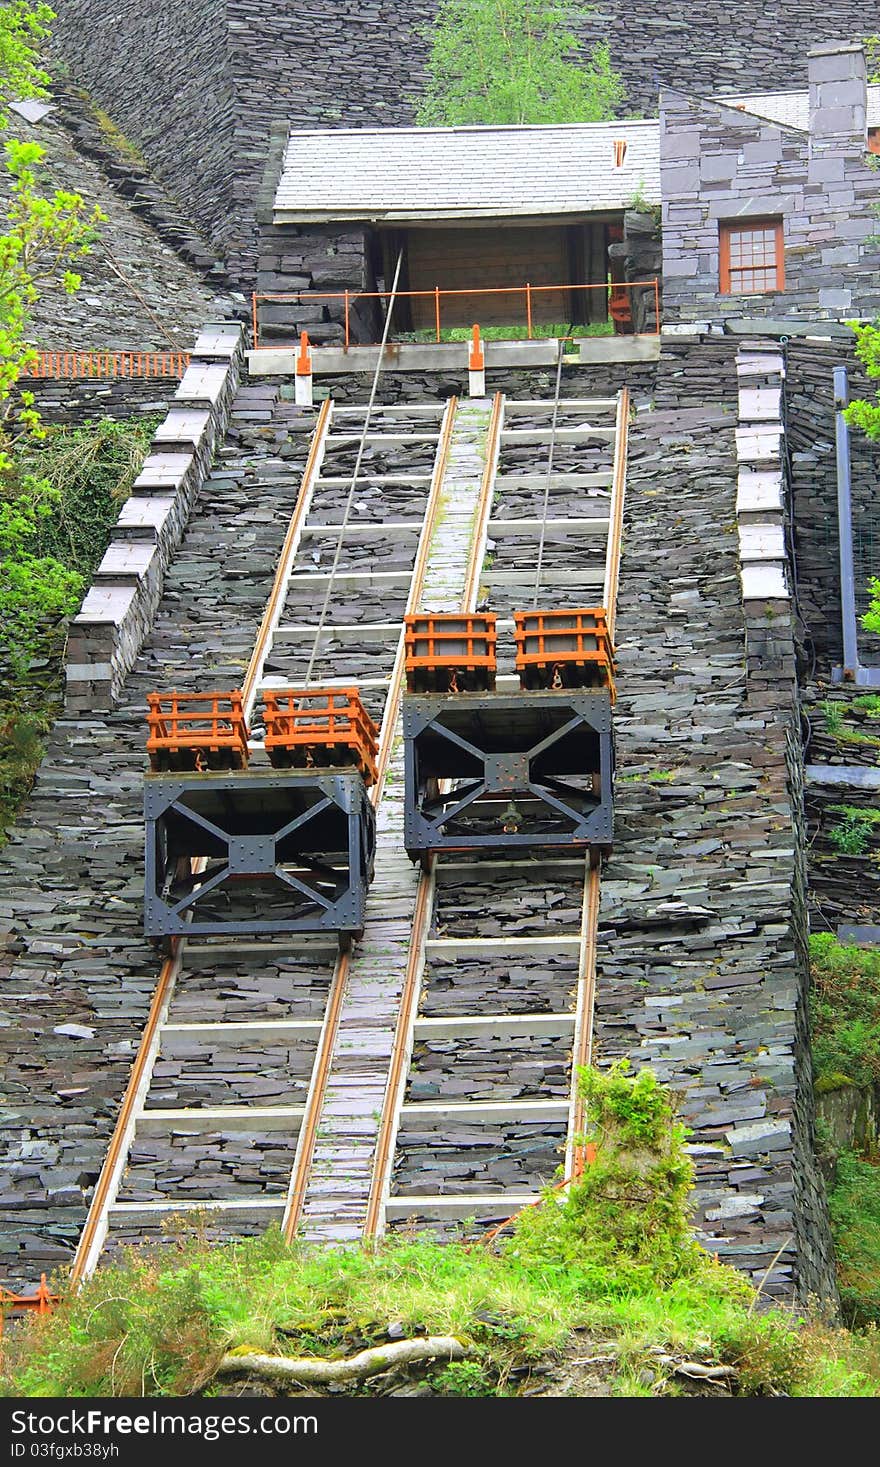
{"left": 365, "top": 386, "right": 629, "bottom": 1235}
{"left": 71, "top": 368, "right": 629, "bottom": 1277}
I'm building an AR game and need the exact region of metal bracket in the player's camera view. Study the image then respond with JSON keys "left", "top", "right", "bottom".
{"left": 144, "top": 767, "right": 375, "bottom": 943}
{"left": 403, "top": 690, "right": 614, "bottom": 858}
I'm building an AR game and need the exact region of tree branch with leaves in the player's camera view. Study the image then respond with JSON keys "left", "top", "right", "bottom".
{"left": 417, "top": 0, "right": 624, "bottom": 127}
{"left": 0, "top": 2, "right": 104, "bottom": 675}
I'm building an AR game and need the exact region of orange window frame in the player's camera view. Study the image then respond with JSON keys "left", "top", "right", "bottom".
{"left": 719, "top": 218, "right": 785, "bottom": 295}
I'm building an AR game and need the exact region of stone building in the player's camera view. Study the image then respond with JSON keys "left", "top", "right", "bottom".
{"left": 251, "top": 40, "right": 879, "bottom": 347}
{"left": 661, "top": 43, "right": 880, "bottom": 324}
{"left": 255, "top": 118, "right": 660, "bottom": 346}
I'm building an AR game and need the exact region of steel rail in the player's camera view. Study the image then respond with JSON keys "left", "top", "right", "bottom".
{"left": 70, "top": 399, "right": 335, "bottom": 1283}
{"left": 363, "top": 392, "right": 505, "bottom": 1239}
{"left": 567, "top": 385, "right": 630, "bottom": 1177}
{"left": 367, "top": 385, "right": 629, "bottom": 1232}
{"left": 282, "top": 397, "right": 459, "bottom": 1242}
{"left": 70, "top": 944, "right": 184, "bottom": 1284}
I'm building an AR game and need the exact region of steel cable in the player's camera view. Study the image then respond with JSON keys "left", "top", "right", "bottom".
{"left": 304, "top": 251, "right": 403, "bottom": 685}
{"left": 531, "top": 336, "right": 566, "bottom": 607}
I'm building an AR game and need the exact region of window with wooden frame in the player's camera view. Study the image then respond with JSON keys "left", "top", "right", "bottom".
{"left": 719, "top": 218, "right": 784, "bottom": 295}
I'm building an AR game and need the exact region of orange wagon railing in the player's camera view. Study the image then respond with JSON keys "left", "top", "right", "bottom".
{"left": 146, "top": 690, "right": 250, "bottom": 772}
{"left": 263, "top": 687, "right": 379, "bottom": 785}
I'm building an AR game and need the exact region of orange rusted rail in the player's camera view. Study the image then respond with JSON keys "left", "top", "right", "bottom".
{"left": 514, "top": 607, "right": 615, "bottom": 698}
{"left": 251, "top": 279, "right": 661, "bottom": 351}
{"left": 263, "top": 687, "right": 379, "bottom": 785}
{"left": 404, "top": 612, "right": 497, "bottom": 693}
{"left": 146, "top": 690, "right": 249, "bottom": 771}
{"left": 24, "top": 350, "right": 191, "bottom": 379}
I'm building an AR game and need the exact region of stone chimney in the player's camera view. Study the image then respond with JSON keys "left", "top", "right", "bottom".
{"left": 808, "top": 41, "right": 867, "bottom": 150}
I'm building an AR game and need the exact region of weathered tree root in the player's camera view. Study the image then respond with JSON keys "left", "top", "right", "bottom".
{"left": 216, "top": 1336, "right": 470, "bottom": 1386}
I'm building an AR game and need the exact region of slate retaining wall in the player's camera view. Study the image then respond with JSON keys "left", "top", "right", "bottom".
{"left": 594, "top": 337, "right": 836, "bottom": 1300}
{"left": 64, "top": 324, "right": 245, "bottom": 714}
{"left": 25, "top": 377, "right": 180, "bottom": 427}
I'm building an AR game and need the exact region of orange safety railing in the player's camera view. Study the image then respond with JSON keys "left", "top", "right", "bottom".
{"left": 404, "top": 613, "right": 497, "bottom": 693}
{"left": 23, "top": 350, "right": 191, "bottom": 379}
{"left": 0, "top": 1276, "right": 59, "bottom": 1339}
{"left": 514, "top": 608, "right": 616, "bottom": 699}
{"left": 263, "top": 687, "right": 379, "bottom": 785}
{"left": 251, "top": 279, "right": 661, "bottom": 351}
{"left": 146, "top": 690, "right": 250, "bottom": 771}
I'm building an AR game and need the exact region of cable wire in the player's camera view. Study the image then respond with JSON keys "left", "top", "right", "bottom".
{"left": 531, "top": 336, "right": 566, "bottom": 608}
{"left": 304, "top": 252, "right": 404, "bottom": 685}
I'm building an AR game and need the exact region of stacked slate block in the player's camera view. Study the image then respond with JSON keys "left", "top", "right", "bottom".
{"left": 65, "top": 324, "right": 245, "bottom": 714}
{"left": 734, "top": 342, "right": 793, "bottom": 694}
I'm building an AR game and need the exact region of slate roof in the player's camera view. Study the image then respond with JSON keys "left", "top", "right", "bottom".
{"left": 273, "top": 120, "right": 661, "bottom": 224}
{"left": 719, "top": 83, "right": 880, "bottom": 131}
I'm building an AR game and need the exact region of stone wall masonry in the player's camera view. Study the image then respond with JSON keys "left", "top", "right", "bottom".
{"left": 0, "top": 109, "right": 223, "bottom": 353}
{"left": 594, "top": 337, "right": 836, "bottom": 1300}
{"left": 50, "top": 2, "right": 877, "bottom": 286}
{"left": 660, "top": 85, "right": 880, "bottom": 325}
{"left": 50, "top": 82, "right": 229, "bottom": 285}
{"left": 64, "top": 324, "right": 245, "bottom": 714}
{"left": 24, "top": 378, "right": 178, "bottom": 427}
{"left": 786, "top": 339, "right": 880, "bottom": 673}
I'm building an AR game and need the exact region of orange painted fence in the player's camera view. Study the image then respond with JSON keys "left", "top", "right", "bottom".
{"left": 252, "top": 279, "right": 661, "bottom": 352}
{"left": 23, "top": 350, "right": 191, "bottom": 379}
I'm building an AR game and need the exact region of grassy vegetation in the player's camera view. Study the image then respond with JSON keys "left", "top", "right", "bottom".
{"left": 397, "top": 321, "right": 615, "bottom": 344}
{"left": 4, "top": 1064, "right": 880, "bottom": 1398}
{"left": 0, "top": 415, "right": 158, "bottom": 842}
{"left": 819, "top": 697, "right": 880, "bottom": 751}
{"left": 829, "top": 1152, "right": 880, "bottom": 1329}
{"left": 810, "top": 933, "right": 880, "bottom": 1090}
{"left": 827, "top": 804, "right": 880, "bottom": 857}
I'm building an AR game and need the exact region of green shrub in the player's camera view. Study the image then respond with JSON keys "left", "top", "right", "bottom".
{"left": 829, "top": 1152, "right": 880, "bottom": 1328}
{"left": 810, "top": 933, "right": 880, "bottom": 1088}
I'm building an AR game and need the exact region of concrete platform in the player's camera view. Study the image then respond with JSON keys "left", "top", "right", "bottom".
{"left": 247, "top": 334, "right": 661, "bottom": 376}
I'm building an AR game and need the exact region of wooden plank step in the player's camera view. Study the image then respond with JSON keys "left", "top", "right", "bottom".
{"left": 485, "top": 567, "right": 604, "bottom": 586}
{"left": 399, "top": 1099, "right": 568, "bottom": 1122}
{"left": 424, "top": 935, "right": 581, "bottom": 958}
{"left": 301, "top": 521, "right": 422, "bottom": 537}
{"left": 316, "top": 475, "right": 433, "bottom": 488}
{"left": 162, "top": 1020, "right": 324, "bottom": 1045}
{"left": 412, "top": 1014, "right": 575, "bottom": 1039}
{"left": 137, "top": 1106, "right": 305, "bottom": 1134}
{"left": 500, "top": 427, "right": 616, "bottom": 443}
{"left": 494, "top": 472, "right": 612, "bottom": 489}
{"left": 109, "top": 1198, "right": 286, "bottom": 1219}
{"left": 503, "top": 398, "right": 617, "bottom": 412}
{"left": 273, "top": 622, "right": 400, "bottom": 645}
{"left": 385, "top": 1194, "right": 539, "bottom": 1218}
{"left": 488, "top": 517, "right": 609, "bottom": 535}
